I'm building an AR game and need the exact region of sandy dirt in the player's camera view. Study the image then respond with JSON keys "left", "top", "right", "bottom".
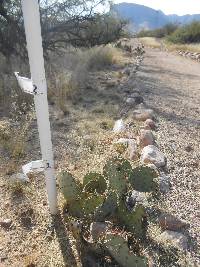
{"left": 136, "top": 48, "right": 200, "bottom": 265}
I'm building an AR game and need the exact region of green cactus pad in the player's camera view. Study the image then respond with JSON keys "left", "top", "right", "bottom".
{"left": 82, "top": 194, "right": 105, "bottom": 217}
{"left": 67, "top": 198, "right": 85, "bottom": 218}
{"left": 103, "top": 157, "right": 132, "bottom": 195}
{"left": 67, "top": 194, "right": 105, "bottom": 218}
{"left": 94, "top": 191, "right": 118, "bottom": 221}
{"left": 104, "top": 234, "right": 148, "bottom": 267}
{"left": 83, "top": 172, "right": 107, "bottom": 194}
{"left": 117, "top": 199, "right": 147, "bottom": 238}
{"left": 58, "top": 171, "right": 82, "bottom": 202}
{"left": 129, "top": 166, "right": 158, "bottom": 192}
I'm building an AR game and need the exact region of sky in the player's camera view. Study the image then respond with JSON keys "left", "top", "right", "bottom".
{"left": 113, "top": 0, "right": 200, "bottom": 15}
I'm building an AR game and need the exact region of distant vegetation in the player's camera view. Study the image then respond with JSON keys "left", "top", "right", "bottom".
{"left": 138, "top": 22, "right": 200, "bottom": 44}
{"left": 167, "top": 21, "right": 200, "bottom": 44}
{"left": 137, "top": 24, "right": 178, "bottom": 38}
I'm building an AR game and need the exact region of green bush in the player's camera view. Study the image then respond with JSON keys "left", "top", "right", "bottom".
{"left": 138, "top": 24, "right": 178, "bottom": 38}
{"left": 167, "top": 21, "right": 200, "bottom": 44}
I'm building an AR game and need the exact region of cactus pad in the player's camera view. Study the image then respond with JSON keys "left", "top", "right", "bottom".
{"left": 58, "top": 171, "right": 82, "bottom": 202}
{"left": 117, "top": 199, "right": 147, "bottom": 238}
{"left": 129, "top": 166, "right": 158, "bottom": 192}
{"left": 94, "top": 191, "right": 118, "bottom": 221}
{"left": 83, "top": 172, "right": 107, "bottom": 194}
{"left": 103, "top": 157, "right": 132, "bottom": 195}
{"left": 103, "top": 234, "right": 148, "bottom": 267}
{"left": 82, "top": 194, "right": 105, "bottom": 217}
{"left": 67, "top": 194, "right": 105, "bottom": 219}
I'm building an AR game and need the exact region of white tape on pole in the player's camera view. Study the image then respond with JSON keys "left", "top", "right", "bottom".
{"left": 21, "top": 0, "right": 57, "bottom": 214}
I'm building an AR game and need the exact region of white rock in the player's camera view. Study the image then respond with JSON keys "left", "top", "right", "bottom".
{"left": 133, "top": 108, "right": 154, "bottom": 121}
{"left": 126, "top": 190, "right": 148, "bottom": 211}
{"left": 158, "top": 230, "right": 188, "bottom": 251}
{"left": 141, "top": 145, "right": 166, "bottom": 167}
{"left": 113, "top": 119, "right": 125, "bottom": 133}
{"left": 126, "top": 98, "right": 136, "bottom": 105}
{"left": 138, "top": 129, "right": 154, "bottom": 148}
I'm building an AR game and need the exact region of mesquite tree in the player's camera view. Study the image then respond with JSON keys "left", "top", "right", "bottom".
{"left": 0, "top": 0, "right": 127, "bottom": 59}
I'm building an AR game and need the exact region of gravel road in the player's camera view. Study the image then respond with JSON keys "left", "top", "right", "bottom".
{"left": 137, "top": 48, "right": 200, "bottom": 265}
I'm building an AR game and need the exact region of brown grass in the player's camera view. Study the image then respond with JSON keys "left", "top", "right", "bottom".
{"left": 164, "top": 40, "right": 200, "bottom": 53}
{"left": 139, "top": 37, "right": 162, "bottom": 49}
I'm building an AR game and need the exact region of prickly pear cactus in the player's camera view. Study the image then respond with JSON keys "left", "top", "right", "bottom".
{"left": 82, "top": 194, "right": 105, "bottom": 217}
{"left": 67, "top": 198, "right": 85, "bottom": 218}
{"left": 94, "top": 191, "right": 118, "bottom": 221}
{"left": 66, "top": 193, "right": 105, "bottom": 219}
{"left": 83, "top": 172, "right": 107, "bottom": 194}
{"left": 58, "top": 171, "right": 82, "bottom": 202}
{"left": 103, "top": 234, "right": 148, "bottom": 267}
{"left": 117, "top": 199, "right": 147, "bottom": 238}
{"left": 103, "top": 157, "right": 132, "bottom": 196}
{"left": 129, "top": 166, "right": 158, "bottom": 192}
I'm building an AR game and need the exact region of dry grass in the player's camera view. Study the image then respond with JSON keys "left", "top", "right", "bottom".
{"left": 164, "top": 40, "right": 200, "bottom": 53}
{"left": 47, "top": 45, "right": 124, "bottom": 113}
{"left": 0, "top": 111, "right": 34, "bottom": 159}
{"left": 84, "top": 45, "right": 122, "bottom": 70}
{"left": 139, "top": 37, "right": 200, "bottom": 53}
{"left": 139, "top": 37, "right": 162, "bottom": 49}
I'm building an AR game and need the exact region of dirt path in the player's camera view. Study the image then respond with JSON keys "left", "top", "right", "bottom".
{"left": 137, "top": 48, "right": 200, "bottom": 264}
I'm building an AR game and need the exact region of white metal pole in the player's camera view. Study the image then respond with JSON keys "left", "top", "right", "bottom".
{"left": 21, "top": 0, "right": 58, "bottom": 214}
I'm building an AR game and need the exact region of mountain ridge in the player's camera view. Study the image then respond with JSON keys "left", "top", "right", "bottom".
{"left": 111, "top": 3, "right": 200, "bottom": 31}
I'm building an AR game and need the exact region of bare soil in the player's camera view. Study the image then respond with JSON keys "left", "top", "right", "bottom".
{"left": 136, "top": 47, "right": 200, "bottom": 265}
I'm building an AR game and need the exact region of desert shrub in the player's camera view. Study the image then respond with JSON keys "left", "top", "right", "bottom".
{"left": 0, "top": 109, "right": 34, "bottom": 159}
{"left": 84, "top": 46, "right": 120, "bottom": 70}
{"left": 138, "top": 24, "right": 178, "bottom": 38}
{"left": 0, "top": 1, "right": 127, "bottom": 59}
{"left": 47, "top": 45, "right": 122, "bottom": 111}
{"left": 167, "top": 21, "right": 200, "bottom": 44}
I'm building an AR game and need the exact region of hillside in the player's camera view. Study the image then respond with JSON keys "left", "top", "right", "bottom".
{"left": 112, "top": 3, "right": 200, "bottom": 31}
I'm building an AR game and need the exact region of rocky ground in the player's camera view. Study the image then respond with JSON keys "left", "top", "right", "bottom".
{"left": 136, "top": 47, "right": 200, "bottom": 265}
{"left": 0, "top": 41, "right": 200, "bottom": 266}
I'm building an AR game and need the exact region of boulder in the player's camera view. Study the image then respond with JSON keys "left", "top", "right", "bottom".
{"left": 133, "top": 108, "right": 154, "bottom": 121}
{"left": 158, "top": 213, "right": 189, "bottom": 231}
{"left": 128, "top": 140, "right": 138, "bottom": 161}
{"left": 138, "top": 129, "right": 154, "bottom": 148}
{"left": 113, "top": 119, "right": 125, "bottom": 133}
{"left": 158, "top": 230, "right": 188, "bottom": 251}
{"left": 141, "top": 145, "right": 166, "bottom": 167}
{"left": 144, "top": 119, "right": 156, "bottom": 130}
